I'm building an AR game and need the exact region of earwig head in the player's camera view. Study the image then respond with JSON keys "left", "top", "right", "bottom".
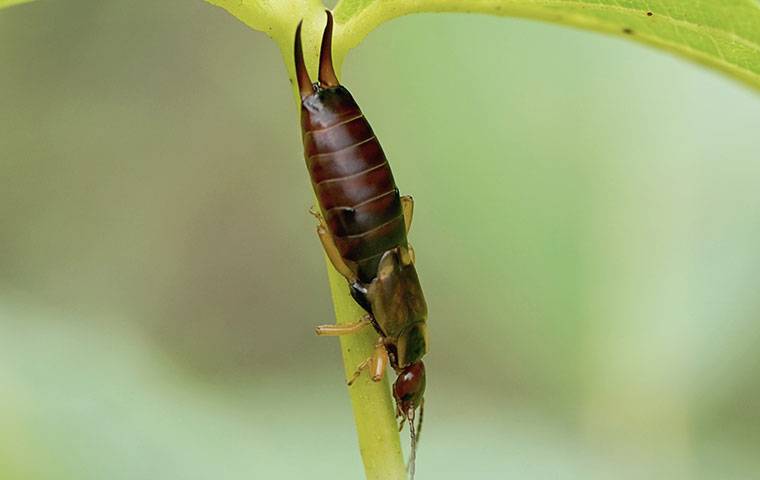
{"left": 393, "top": 361, "right": 426, "bottom": 417}
{"left": 294, "top": 10, "right": 339, "bottom": 101}
{"left": 394, "top": 362, "right": 425, "bottom": 479}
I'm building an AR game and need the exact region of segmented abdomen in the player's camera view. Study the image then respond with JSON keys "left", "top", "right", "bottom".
{"left": 301, "top": 86, "right": 406, "bottom": 283}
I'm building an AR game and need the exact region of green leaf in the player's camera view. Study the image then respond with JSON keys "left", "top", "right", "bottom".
{"left": 0, "top": 0, "right": 35, "bottom": 9}
{"left": 331, "top": 0, "right": 760, "bottom": 91}
{"left": 209, "top": 1, "right": 760, "bottom": 94}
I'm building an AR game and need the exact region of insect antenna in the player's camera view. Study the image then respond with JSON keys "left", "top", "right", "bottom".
{"left": 415, "top": 399, "right": 425, "bottom": 443}
{"left": 318, "top": 10, "right": 339, "bottom": 88}
{"left": 407, "top": 408, "right": 418, "bottom": 480}
{"left": 294, "top": 20, "right": 313, "bottom": 100}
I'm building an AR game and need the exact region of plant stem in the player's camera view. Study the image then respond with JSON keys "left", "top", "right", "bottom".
{"left": 323, "top": 260, "right": 407, "bottom": 480}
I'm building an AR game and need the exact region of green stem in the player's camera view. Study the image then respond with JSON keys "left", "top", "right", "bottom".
{"left": 323, "top": 260, "right": 407, "bottom": 480}
{"left": 205, "top": 2, "right": 407, "bottom": 478}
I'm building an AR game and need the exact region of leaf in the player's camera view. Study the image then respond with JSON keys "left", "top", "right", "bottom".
{"left": 0, "top": 0, "right": 35, "bottom": 9}
{"left": 207, "top": 0, "right": 339, "bottom": 99}
{"left": 332, "top": 0, "right": 760, "bottom": 91}
{"left": 208, "top": 0, "right": 760, "bottom": 92}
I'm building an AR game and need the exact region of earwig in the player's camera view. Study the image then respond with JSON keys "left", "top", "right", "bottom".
{"left": 295, "top": 11, "right": 429, "bottom": 477}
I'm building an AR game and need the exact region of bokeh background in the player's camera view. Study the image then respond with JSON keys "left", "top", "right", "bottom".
{"left": 2, "top": 1, "right": 760, "bottom": 479}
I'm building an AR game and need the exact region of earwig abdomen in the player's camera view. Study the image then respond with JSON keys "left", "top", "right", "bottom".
{"left": 301, "top": 86, "right": 407, "bottom": 282}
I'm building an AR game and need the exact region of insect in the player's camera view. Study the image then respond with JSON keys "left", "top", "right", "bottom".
{"left": 294, "top": 11, "right": 429, "bottom": 476}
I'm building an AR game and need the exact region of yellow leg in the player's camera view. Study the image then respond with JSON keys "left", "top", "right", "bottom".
{"left": 309, "top": 206, "right": 356, "bottom": 282}
{"left": 398, "top": 244, "right": 416, "bottom": 265}
{"left": 348, "top": 337, "right": 388, "bottom": 385}
{"left": 401, "top": 195, "right": 414, "bottom": 234}
{"left": 370, "top": 341, "right": 389, "bottom": 381}
{"left": 315, "top": 315, "right": 371, "bottom": 336}
{"left": 347, "top": 357, "right": 371, "bottom": 386}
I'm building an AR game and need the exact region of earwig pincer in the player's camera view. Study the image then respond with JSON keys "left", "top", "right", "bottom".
{"left": 294, "top": 11, "right": 429, "bottom": 476}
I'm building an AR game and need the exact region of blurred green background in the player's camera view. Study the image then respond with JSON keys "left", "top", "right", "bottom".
{"left": 2, "top": 1, "right": 760, "bottom": 479}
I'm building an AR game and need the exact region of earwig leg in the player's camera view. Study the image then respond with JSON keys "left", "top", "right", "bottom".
{"left": 348, "top": 337, "right": 388, "bottom": 385}
{"left": 317, "top": 225, "right": 355, "bottom": 279}
{"left": 396, "top": 244, "right": 415, "bottom": 266}
{"left": 309, "top": 207, "right": 357, "bottom": 282}
{"left": 315, "top": 315, "right": 371, "bottom": 336}
{"left": 370, "top": 339, "right": 389, "bottom": 381}
{"left": 401, "top": 195, "right": 414, "bottom": 233}
{"left": 347, "top": 357, "right": 371, "bottom": 386}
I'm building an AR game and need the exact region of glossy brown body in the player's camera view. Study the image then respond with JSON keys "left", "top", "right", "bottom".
{"left": 301, "top": 87, "right": 406, "bottom": 283}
